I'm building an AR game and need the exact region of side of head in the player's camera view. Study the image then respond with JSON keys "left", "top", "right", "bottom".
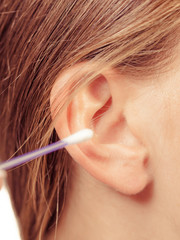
{"left": 0, "top": 0, "right": 180, "bottom": 239}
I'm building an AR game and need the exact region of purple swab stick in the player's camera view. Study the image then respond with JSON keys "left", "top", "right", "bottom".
{"left": 0, "top": 129, "right": 93, "bottom": 170}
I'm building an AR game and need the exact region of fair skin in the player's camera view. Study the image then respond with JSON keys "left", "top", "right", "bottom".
{"left": 0, "top": 179, "right": 3, "bottom": 190}
{"left": 47, "top": 44, "right": 180, "bottom": 240}
{"left": 0, "top": 171, "right": 5, "bottom": 190}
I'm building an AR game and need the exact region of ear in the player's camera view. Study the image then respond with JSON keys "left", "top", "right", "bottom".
{"left": 50, "top": 63, "right": 152, "bottom": 196}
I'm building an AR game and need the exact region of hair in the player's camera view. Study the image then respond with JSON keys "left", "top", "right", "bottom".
{"left": 0, "top": 0, "right": 180, "bottom": 239}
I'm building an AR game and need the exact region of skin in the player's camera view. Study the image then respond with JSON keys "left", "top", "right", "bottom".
{"left": 46, "top": 45, "right": 180, "bottom": 240}
{"left": 0, "top": 171, "right": 5, "bottom": 190}
{"left": 0, "top": 179, "right": 3, "bottom": 190}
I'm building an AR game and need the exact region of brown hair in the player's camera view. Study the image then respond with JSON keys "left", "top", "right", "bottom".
{"left": 0, "top": 0, "right": 180, "bottom": 239}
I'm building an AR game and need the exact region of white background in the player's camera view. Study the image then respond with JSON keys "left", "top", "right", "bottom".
{"left": 0, "top": 186, "right": 21, "bottom": 240}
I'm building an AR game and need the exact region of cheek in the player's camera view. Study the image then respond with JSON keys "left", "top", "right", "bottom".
{"left": 126, "top": 88, "right": 168, "bottom": 156}
{"left": 145, "top": 89, "right": 180, "bottom": 167}
{"left": 126, "top": 83, "right": 180, "bottom": 178}
{"left": 128, "top": 85, "right": 180, "bottom": 211}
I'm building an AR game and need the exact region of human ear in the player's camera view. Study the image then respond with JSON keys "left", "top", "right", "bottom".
{"left": 50, "top": 63, "right": 152, "bottom": 196}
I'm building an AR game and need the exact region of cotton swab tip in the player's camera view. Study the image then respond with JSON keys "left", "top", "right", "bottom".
{"left": 63, "top": 128, "right": 93, "bottom": 145}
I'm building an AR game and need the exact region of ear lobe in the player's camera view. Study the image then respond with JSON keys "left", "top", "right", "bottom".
{"left": 50, "top": 63, "right": 152, "bottom": 196}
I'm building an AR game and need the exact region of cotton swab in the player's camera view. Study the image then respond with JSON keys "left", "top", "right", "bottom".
{"left": 0, "top": 129, "right": 93, "bottom": 171}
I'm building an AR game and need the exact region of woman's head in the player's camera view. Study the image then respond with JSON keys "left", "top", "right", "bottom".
{"left": 0, "top": 0, "right": 180, "bottom": 239}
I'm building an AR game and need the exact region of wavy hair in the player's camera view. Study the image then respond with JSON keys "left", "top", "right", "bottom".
{"left": 0, "top": 0, "right": 180, "bottom": 239}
